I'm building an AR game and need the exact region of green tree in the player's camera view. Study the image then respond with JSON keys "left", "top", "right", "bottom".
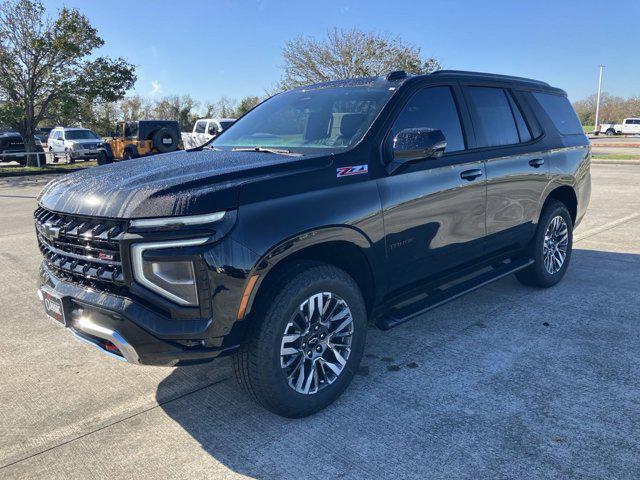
{"left": 0, "top": 0, "right": 135, "bottom": 165}
{"left": 277, "top": 27, "right": 441, "bottom": 90}
{"left": 236, "top": 96, "right": 261, "bottom": 117}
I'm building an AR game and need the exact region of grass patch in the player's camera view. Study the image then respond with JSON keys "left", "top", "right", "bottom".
{"left": 0, "top": 161, "right": 97, "bottom": 175}
{"left": 592, "top": 154, "right": 640, "bottom": 160}
{"left": 583, "top": 125, "right": 594, "bottom": 133}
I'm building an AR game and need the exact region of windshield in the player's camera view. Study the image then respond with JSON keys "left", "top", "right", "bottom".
{"left": 65, "top": 130, "right": 99, "bottom": 140}
{"left": 211, "top": 86, "right": 394, "bottom": 153}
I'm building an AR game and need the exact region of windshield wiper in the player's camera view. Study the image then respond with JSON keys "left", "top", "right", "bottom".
{"left": 232, "top": 147, "right": 303, "bottom": 157}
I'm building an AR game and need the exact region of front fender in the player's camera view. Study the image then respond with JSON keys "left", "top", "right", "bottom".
{"left": 242, "top": 225, "right": 379, "bottom": 319}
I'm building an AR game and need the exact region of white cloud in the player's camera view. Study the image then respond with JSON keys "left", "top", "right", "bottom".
{"left": 150, "top": 80, "right": 161, "bottom": 96}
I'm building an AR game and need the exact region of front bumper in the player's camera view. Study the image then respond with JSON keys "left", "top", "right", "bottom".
{"left": 39, "top": 262, "right": 240, "bottom": 366}
{"left": 69, "top": 149, "right": 102, "bottom": 160}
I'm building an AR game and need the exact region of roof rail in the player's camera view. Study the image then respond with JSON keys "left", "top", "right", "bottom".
{"left": 430, "top": 70, "right": 550, "bottom": 87}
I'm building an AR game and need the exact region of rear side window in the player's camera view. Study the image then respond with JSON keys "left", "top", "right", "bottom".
{"left": 391, "top": 86, "right": 465, "bottom": 153}
{"left": 467, "top": 87, "right": 519, "bottom": 147}
{"left": 506, "top": 92, "right": 532, "bottom": 143}
{"left": 532, "top": 92, "right": 583, "bottom": 135}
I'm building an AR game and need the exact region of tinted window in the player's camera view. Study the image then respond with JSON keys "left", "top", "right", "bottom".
{"left": 467, "top": 87, "right": 519, "bottom": 147}
{"left": 194, "top": 121, "right": 206, "bottom": 133}
{"left": 506, "top": 91, "right": 532, "bottom": 143}
{"left": 532, "top": 92, "right": 583, "bottom": 135}
{"left": 65, "top": 130, "right": 99, "bottom": 140}
{"left": 392, "top": 86, "right": 465, "bottom": 152}
{"left": 212, "top": 86, "right": 394, "bottom": 152}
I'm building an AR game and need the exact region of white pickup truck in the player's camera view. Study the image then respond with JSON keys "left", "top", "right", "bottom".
{"left": 596, "top": 118, "right": 640, "bottom": 136}
{"left": 181, "top": 118, "right": 236, "bottom": 149}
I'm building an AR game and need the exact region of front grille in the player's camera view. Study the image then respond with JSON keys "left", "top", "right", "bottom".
{"left": 35, "top": 206, "right": 126, "bottom": 288}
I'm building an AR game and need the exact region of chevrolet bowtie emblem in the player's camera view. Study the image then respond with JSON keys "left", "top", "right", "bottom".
{"left": 43, "top": 222, "right": 61, "bottom": 239}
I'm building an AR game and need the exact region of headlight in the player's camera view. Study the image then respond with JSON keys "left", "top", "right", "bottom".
{"left": 131, "top": 237, "right": 208, "bottom": 306}
{"left": 130, "top": 211, "right": 226, "bottom": 230}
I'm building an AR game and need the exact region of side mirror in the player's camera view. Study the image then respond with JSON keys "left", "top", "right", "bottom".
{"left": 387, "top": 128, "right": 447, "bottom": 174}
{"left": 208, "top": 126, "right": 219, "bottom": 135}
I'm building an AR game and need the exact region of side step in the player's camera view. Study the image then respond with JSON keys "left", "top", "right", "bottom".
{"left": 377, "top": 257, "right": 534, "bottom": 330}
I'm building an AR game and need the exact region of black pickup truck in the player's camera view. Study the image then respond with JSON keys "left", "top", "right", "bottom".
{"left": 35, "top": 70, "right": 590, "bottom": 417}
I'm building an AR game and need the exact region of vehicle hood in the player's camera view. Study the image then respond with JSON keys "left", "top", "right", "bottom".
{"left": 38, "top": 149, "right": 329, "bottom": 218}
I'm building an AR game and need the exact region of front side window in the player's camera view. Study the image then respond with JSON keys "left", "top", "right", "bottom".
{"left": 467, "top": 87, "right": 520, "bottom": 147}
{"left": 391, "top": 86, "right": 465, "bottom": 153}
{"left": 211, "top": 86, "right": 395, "bottom": 153}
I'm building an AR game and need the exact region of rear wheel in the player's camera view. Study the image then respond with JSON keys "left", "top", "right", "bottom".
{"left": 516, "top": 200, "right": 573, "bottom": 288}
{"left": 233, "top": 262, "right": 367, "bottom": 418}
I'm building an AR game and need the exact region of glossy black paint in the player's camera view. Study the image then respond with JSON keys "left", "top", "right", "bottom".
{"left": 37, "top": 71, "right": 590, "bottom": 365}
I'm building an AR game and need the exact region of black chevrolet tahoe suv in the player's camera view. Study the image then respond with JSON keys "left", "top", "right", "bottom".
{"left": 35, "top": 70, "right": 590, "bottom": 417}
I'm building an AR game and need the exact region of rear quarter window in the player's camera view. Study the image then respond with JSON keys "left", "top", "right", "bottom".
{"left": 532, "top": 92, "right": 583, "bottom": 135}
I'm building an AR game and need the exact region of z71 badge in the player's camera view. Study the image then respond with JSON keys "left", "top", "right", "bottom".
{"left": 337, "top": 165, "right": 368, "bottom": 177}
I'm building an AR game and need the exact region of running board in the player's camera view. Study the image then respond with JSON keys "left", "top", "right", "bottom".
{"left": 377, "top": 257, "right": 534, "bottom": 330}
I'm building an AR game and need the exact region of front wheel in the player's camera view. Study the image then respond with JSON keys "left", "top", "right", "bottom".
{"left": 605, "top": 128, "right": 616, "bottom": 136}
{"left": 233, "top": 262, "right": 367, "bottom": 418}
{"left": 516, "top": 199, "right": 573, "bottom": 288}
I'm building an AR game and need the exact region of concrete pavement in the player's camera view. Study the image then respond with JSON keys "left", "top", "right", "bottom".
{"left": 1, "top": 165, "right": 639, "bottom": 479}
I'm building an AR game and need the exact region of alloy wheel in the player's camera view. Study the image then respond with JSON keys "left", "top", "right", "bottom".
{"left": 543, "top": 215, "right": 569, "bottom": 274}
{"left": 280, "top": 292, "right": 354, "bottom": 395}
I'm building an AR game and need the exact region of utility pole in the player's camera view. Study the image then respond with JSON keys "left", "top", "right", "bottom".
{"left": 594, "top": 65, "right": 605, "bottom": 132}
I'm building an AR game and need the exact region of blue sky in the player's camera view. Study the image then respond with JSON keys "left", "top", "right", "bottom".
{"left": 43, "top": 0, "right": 639, "bottom": 105}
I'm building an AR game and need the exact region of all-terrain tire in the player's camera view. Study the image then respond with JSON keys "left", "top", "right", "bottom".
{"left": 233, "top": 261, "right": 367, "bottom": 418}
{"left": 516, "top": 199, "right": 573, "bottom": 288}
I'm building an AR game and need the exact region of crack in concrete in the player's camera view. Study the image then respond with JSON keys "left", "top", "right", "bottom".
{"left": 0, "top": 377, "right": 231, "bottom": 471}
{"left": 574, "top": 213, "right": 640, "bottom": 242}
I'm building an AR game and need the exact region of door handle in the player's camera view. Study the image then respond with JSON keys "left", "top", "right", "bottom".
{"left": 529, "top": 158, "right": 545, "bottom": 168}
{"left": 460, "top": 169, "right": 483, "bottom": 181}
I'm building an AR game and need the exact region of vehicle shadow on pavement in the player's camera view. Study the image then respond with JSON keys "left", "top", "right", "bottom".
{"left": 156, "top": 249, "right": 640, "bottom": 480}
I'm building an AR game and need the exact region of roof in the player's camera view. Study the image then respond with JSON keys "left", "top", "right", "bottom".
{"left": 197, "top": 118, "right": 237, "bottom": 123}
{"left": 292, "top": 69, "right": 560, "bottom": 93}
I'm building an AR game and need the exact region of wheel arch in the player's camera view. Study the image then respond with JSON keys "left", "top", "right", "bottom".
{"left": 243, "top": 228, "right": 378, "bottom": 321}
{"left": 124, "top": 144, "right": 139, "bottom": 156}
{"left": 540, "top": 185, "right": 578, "bottom": 224}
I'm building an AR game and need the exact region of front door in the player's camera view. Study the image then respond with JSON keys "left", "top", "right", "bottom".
{"left": 378, "top": 85, "right": 487, "bottom": 292}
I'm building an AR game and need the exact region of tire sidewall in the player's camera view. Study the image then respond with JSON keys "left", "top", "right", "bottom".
{"left": 256, "top": 266, "right": 366, "bottom": 415}
{"left": 532, "top": 202, "right": 573, "bottom": 287}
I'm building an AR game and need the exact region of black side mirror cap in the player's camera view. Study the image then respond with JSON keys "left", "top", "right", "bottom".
{"left": 387, "top": 128, "right": 447, "bottom": 174}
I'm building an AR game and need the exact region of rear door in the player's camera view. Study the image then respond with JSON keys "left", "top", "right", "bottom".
{"left": 378, "top": 84, "right": 487, "bottom": 291}
{"left": 462, "top": 84, "right": 549, "bottom": 253}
